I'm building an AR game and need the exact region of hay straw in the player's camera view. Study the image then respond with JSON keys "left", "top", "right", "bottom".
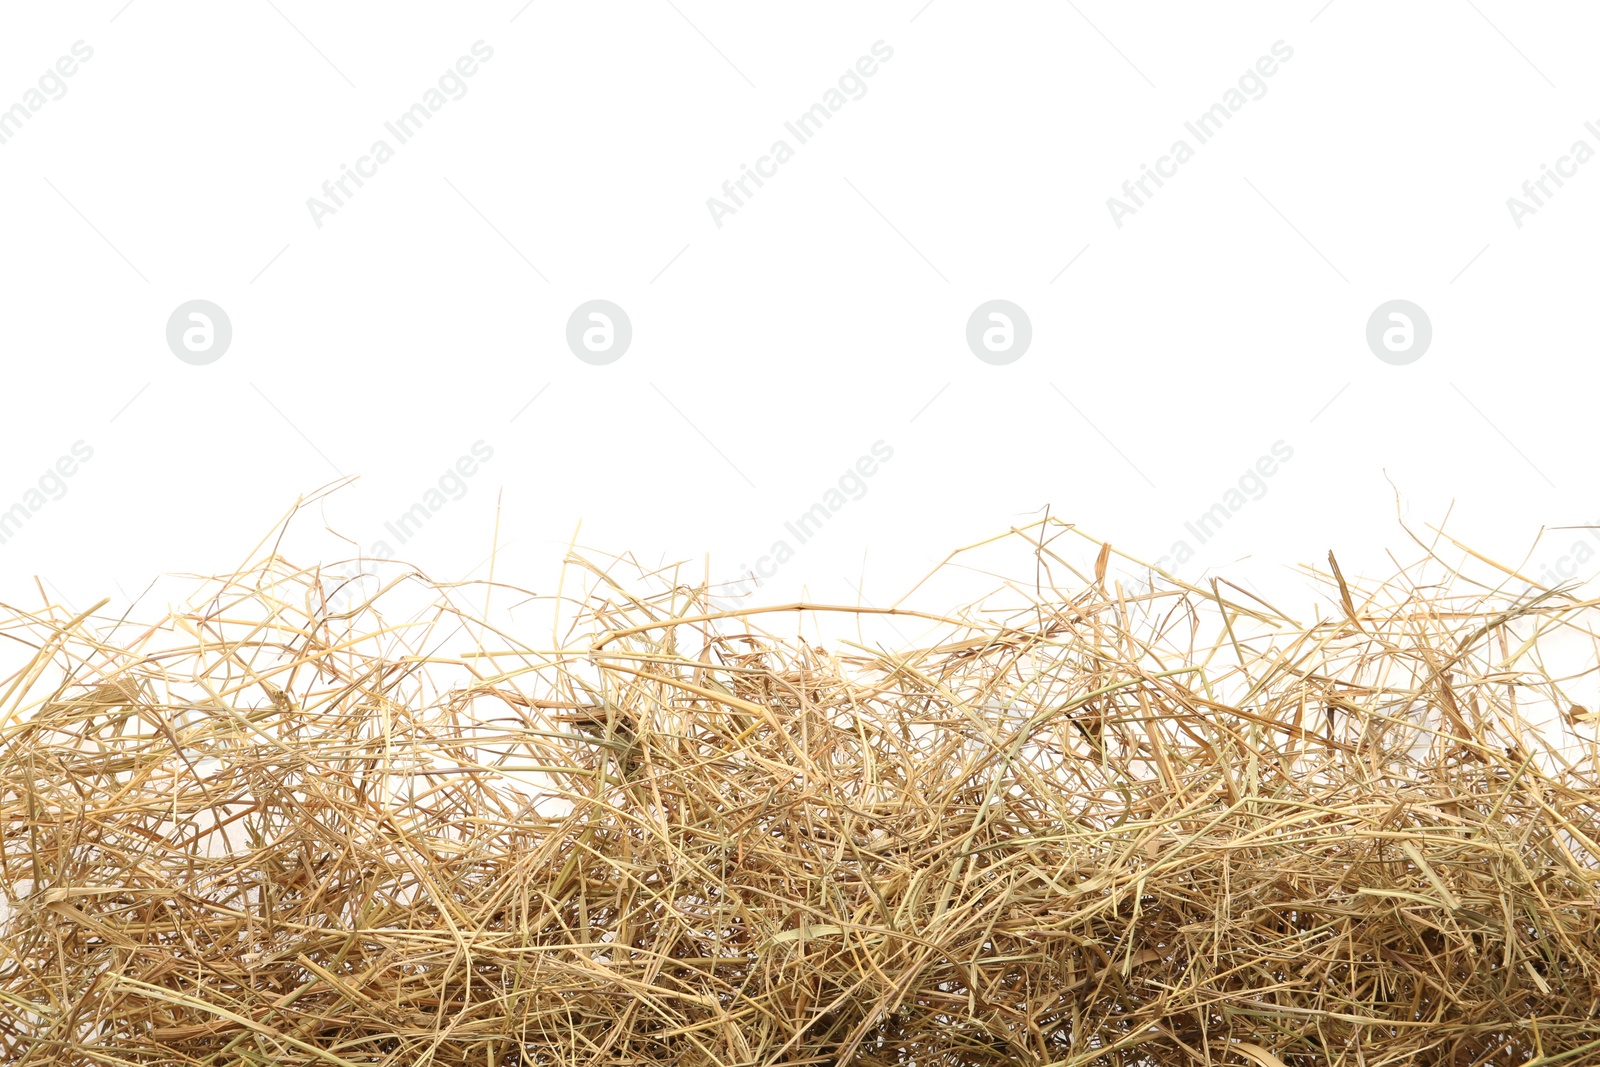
{"left": 2, "top": 520, "right": 1599, "bottom": 1065}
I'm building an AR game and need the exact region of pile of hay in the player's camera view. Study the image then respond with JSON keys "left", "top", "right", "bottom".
{"left": 2, "top": 523, "right": 1599, "bottom": 1065}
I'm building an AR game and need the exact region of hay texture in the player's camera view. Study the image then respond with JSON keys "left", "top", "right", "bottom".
{"left": 2, "top": 523, "right": 1599, "bottom": 1065}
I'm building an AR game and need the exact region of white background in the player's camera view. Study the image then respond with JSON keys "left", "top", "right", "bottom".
{"left": 1, "top": 1, "right": 1596, "bottom": 619}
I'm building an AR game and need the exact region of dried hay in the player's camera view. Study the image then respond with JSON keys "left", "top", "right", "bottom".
{"left": 1, "top": 521, "right": 1598, "bottom": 1065}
